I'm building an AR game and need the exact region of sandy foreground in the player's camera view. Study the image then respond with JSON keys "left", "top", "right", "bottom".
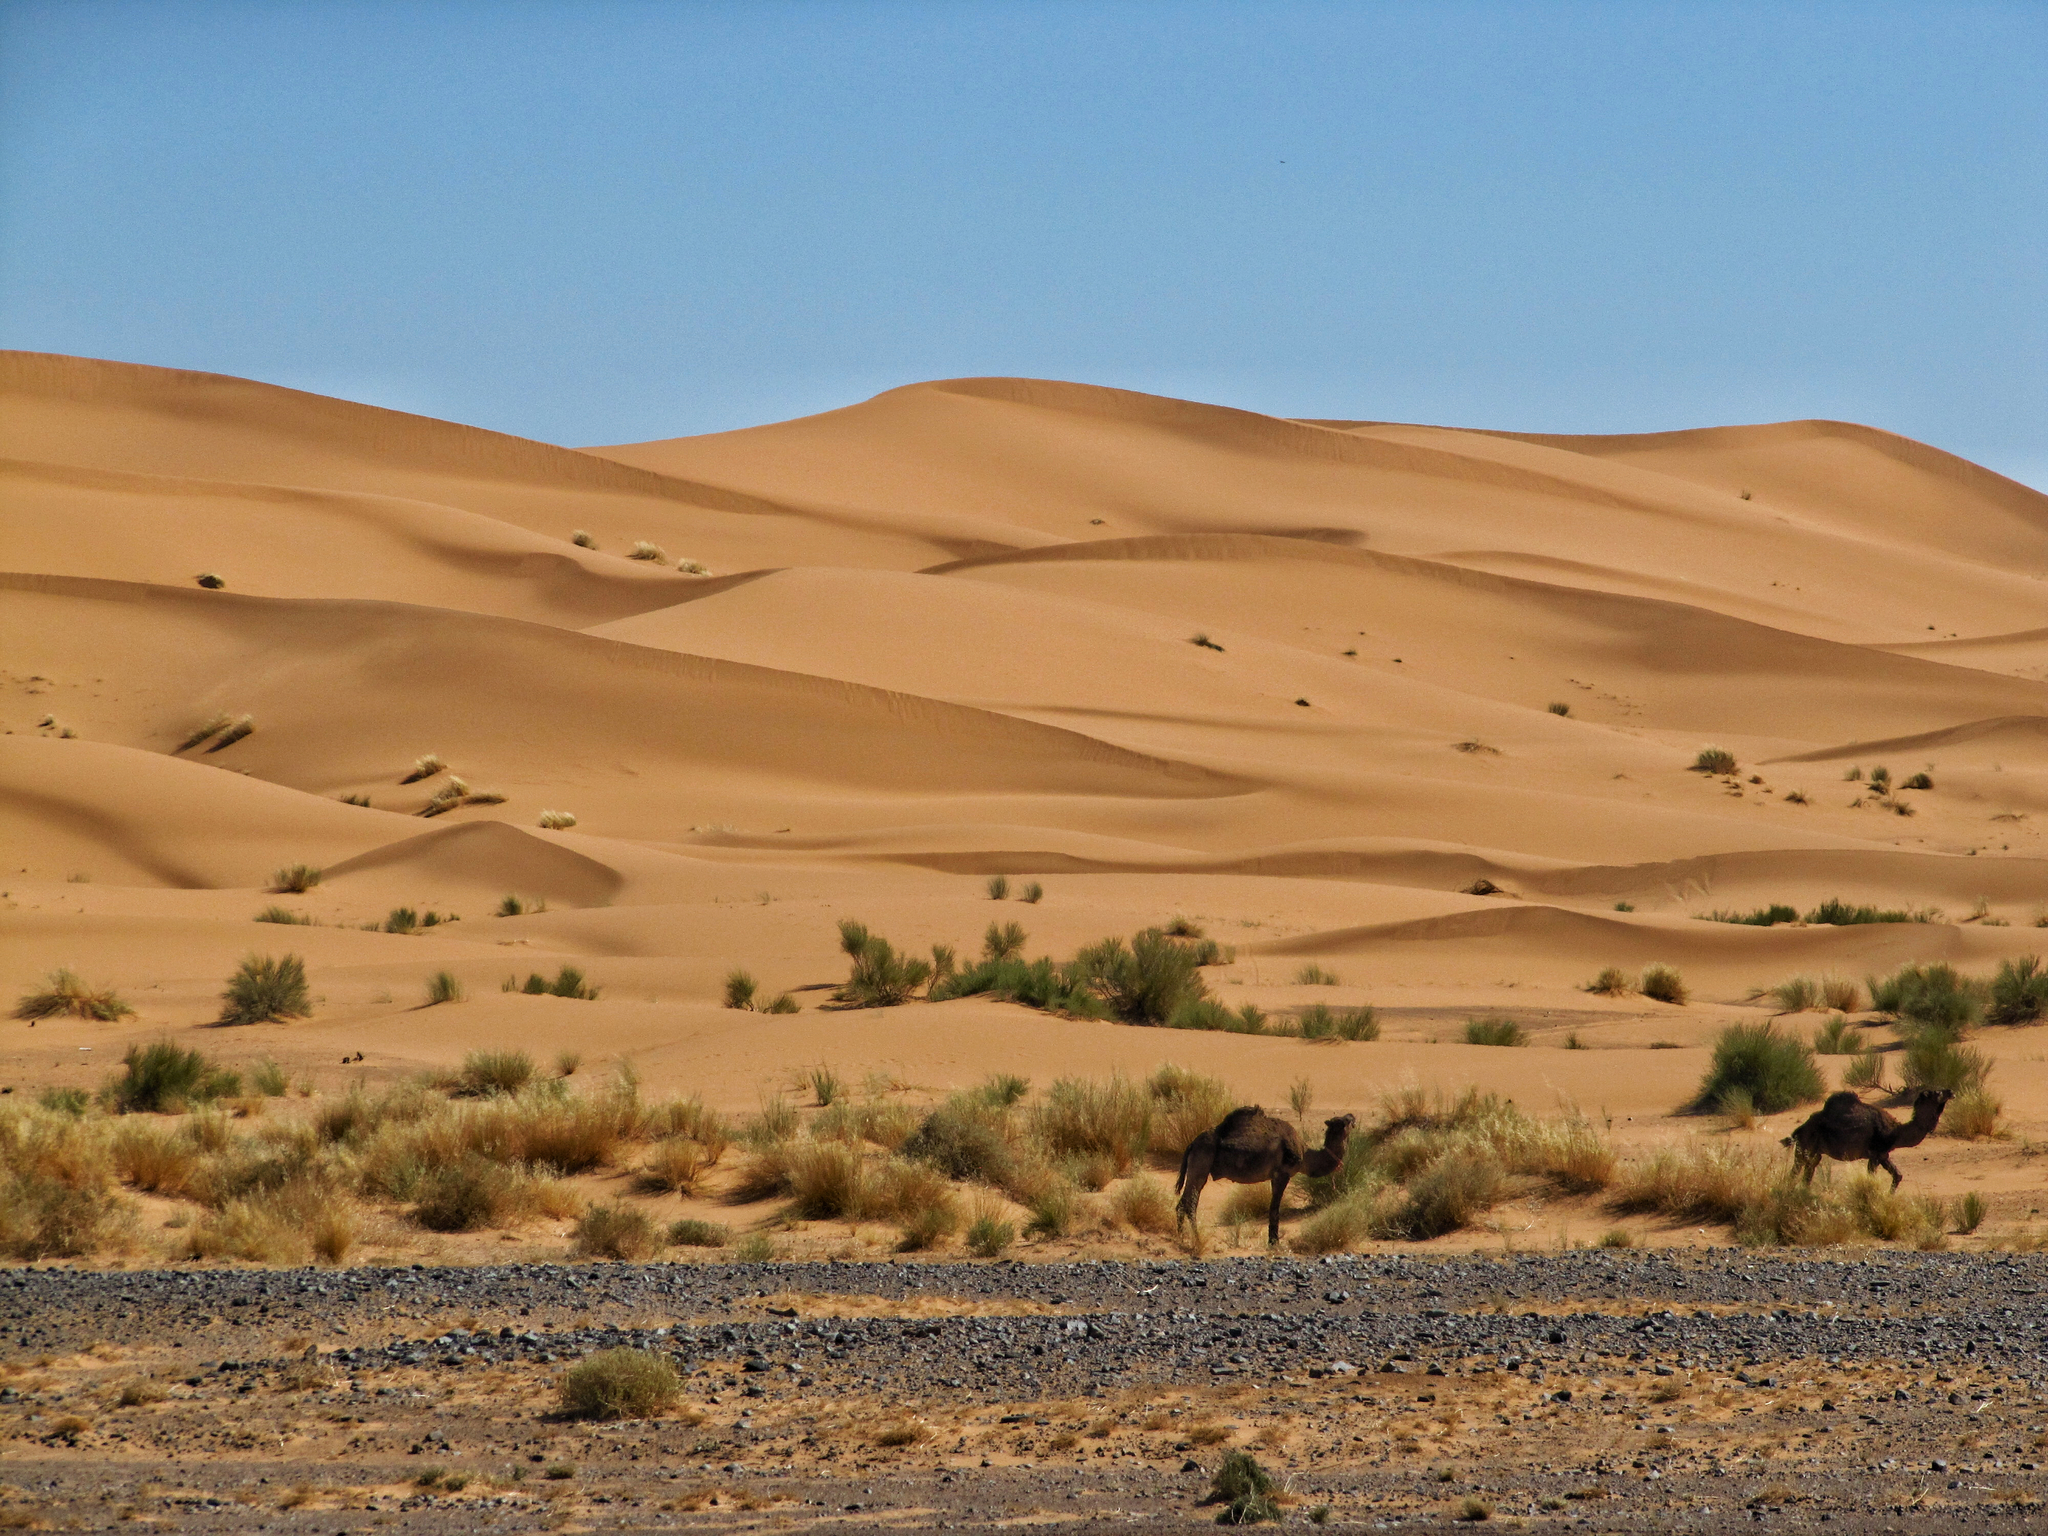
{"left": 1, "top": 352, "right": 2046, "bottom": 1527}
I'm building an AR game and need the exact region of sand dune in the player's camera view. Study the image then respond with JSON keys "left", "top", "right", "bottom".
{"left": 5, "top": 354, "right": 2047, "bottom": 1252}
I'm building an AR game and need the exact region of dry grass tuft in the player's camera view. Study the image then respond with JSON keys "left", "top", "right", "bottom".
{"left": 560, "top": 1348, "right": 681, "bottom": 1420}
{"left": 13, "top": 970, "right": 133, "bottom": 1022}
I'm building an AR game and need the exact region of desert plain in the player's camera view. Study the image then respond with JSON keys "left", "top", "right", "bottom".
{"left": 1, "top": 350, "right": 2046, "bottom": 1529}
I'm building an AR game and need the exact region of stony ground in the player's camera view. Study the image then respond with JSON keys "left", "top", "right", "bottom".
{"left": 2, "top": 1252, "right": 2046, "bottom": 1531}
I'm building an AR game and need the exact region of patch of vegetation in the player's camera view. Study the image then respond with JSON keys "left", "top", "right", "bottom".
{"left": 559, "top": 1348, "right": 681, "bottom": 1420}
{"left": 423, "top": 970, "right": 465, "bottom": 1006}
{"left": 1943, "top": 1087, "right": 2001, "bottom": 1140}
{"left": 1691, "top": 1023, "right": 1822, "bottom": 1114}
{"left": 1811, "top": 1015, "right": 1858, "bottom": 1055}
{"left": 1868, "top": 962, "right": 1984, "bottom": 1032}
{"left": 833, "top": 922, "right": 934, "bottom": 1008}
{"left": 14, "top": 969, "right": 134, "bottom": 1021}
{"left": 1691, "top": 748, "right": 1738, "bottom": 775}
{"left": 983, "top": 921, "right": 1028, "bottom": 962}
{"left": 255, "top": 905, "right": 312, "bottom": 925}
{"left": 574, "top": 1202, "right": 661, "bottom": 1261}
{"left": 1900, "top": 1029, "right": 1991, "bottom": 1094}
{"left": 1640, "top": 964, "right": 1688, "bottom": 1005}
{"left": 1768, "top": 976, "right": 1821, "bottom": 1013}
{"left": 216, "top": 953, "right": 313, "bottom": 1026}
{"left": 175, "top": 712, "right": 234, "bottom": 752}
{"left": 1208, "top": 1449, "right": 1281, "bottom": 1524}
{"left": 986, "top": 874, "right": 1010, "bottom": 900}
{"left": 1806, "top": 898, "right": 1928, "bottom": 926}
{"left": 456, "top": 1050, "right": 535, "bottom": 1098}
{"left": 271, "top": 864, "right": 321, "bottom": 894}
{"left": 1585, "top": 967, "right": 1631, "bottom": 996}
{"left": 723, "top": 970, "right": 758, "bottom": 1010}
{"left": 1547, "top": 701, "right": 1570, "bottom": 716}
{"left": 667, "top": 1218, "right": 728, "bottom": 1247}
{"left": 1702, "top": 904, "right": 1798, "bottom": 926}
{"left": 627, "top": 541, "right": 668, "bottom": 562}
{"left": 1294, "top": 963, "right": 1340, "bottom": 986}
{"left": 1074, "top": 928, "right": 1214, "bottom": 1025}
{"left": 1019, "top": 881, "right": 1044, "bottom": 904}
{"left": 537, "top": 810, "right": 578, "bottom": 829}
{"left": 1988, "top": 955, "right": 2047, "bottom": 1026}
{"left": 106, "top": 1042, "right": 241, "bottom": 1113}
{"left": 208, "top": 714, "right": 255, "bottom": 751}
{"left": 1462, "top": 1016, "right": 1524, "bottom": 1047}
{"left": 1296, "top": 1003, "right": 1378, "bottom": 1041}
{"left": 1191, "top": 633, "right": 1225, "bottom": 651}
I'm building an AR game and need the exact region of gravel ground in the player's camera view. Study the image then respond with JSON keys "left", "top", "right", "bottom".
{"left": 2, "top": 1253, "right": 2046, "bottom": 1531}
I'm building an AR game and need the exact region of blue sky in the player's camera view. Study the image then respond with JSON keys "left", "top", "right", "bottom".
{"left": 3, "top": 1, "right": 2042, "bottom": 485}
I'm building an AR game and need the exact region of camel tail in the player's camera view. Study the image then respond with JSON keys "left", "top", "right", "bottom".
{"left": 1175, "top": 1142, "right": 1192, "bottom": 1196}
{"left": 1779, "top": 1135, "right": 1793, "bottom": 1148}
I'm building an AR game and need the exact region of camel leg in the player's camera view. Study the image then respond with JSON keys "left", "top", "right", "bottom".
{"left": 1878, "top": 1154, "right": 1903, "bottom": 1191}
{"left": 1176, "top": 1153, "right": 1212, "bottom": 1232}
{"left": 1797, "top": 1151, "right": 1819, "bottom": 1187}
{"left": 1267, "top": 1171, "right": 1293, "bottom": 1245}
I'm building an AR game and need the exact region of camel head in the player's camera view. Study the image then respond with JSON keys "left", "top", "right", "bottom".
{"left": 1321, "top": 1113, "right": 1357, "bottom": 1150}
{"left": 1910, "top": 1087, "right": 1954, "bottom": 1123}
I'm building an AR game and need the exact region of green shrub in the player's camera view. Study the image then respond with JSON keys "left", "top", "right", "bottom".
{"left": 412, "top": 1156, "right": 524, "bottom": 1232}
{"left": 1075, "top": 929, "right": 1210, "bottom": 1024}
{"left": 931, "top": 956, "right": 1103, "bottom": 1016}
{"left": 1372, "top": 1147, "right": 1506, "bottom": 1238}
{"left": 14, "top": 969, "right": 134, "bottom": 1021}
{"left": 424, "top": 970, "right": 464, "bottom": 1006}
{"left": 1943, "top": 1087, "right": 2001, "bottom": 1140}
{"left": 1956, "top": 1191, "right": 1987, "bottom": 1233}
{"left": 1812, "top": 1015, "right": 1857, "bottom": 1055}
{"left": 559, "top": 1348, "right": 681, "bottom": 1420}
{"left": 1462, "top": 1017, "right": 1523, "bottom": 1047}
{"left": 1806, "top": 898, "right": 1921, "bottom": 926}
{"left": 36, "top": 1087, "right": 90, "bottom": 1117}
{"left": 761, "top": 993, "right": 799, "bottom": 1014}
{"left": 668, "top": 1218, "right": 729, "bottom": 1248}
{"left": 1769, "top": 976, "right": 1821, "bottom": 1013}
{"left": 1547, "top": 701, "right": 1571, "bottom": 716}
{"left": 983, "top": 921, "right": 1027, "bottom": 961}
{"left": 1297, "top": 1003, "right": 1379, "bottom": 1041}
{"left": 271, "top": 864, "right": 321, "bottom": 894}
{"left": 1019, "top": 881, "right": 1044, "bottom": 904}
{"left": 986, "top": 874, "right": 1010, "bottom": 900}
{"left": 1703, "top": 904, "right": 1799, "bottom": 926}
{"left": 903, "top": 1096, "right": 1017, "bottom": 1184}
{"left": 1023, "top": 1181, "right": 1079, "bottom": 1238}
{"left": 548, "top": 966, "right": 598, "bottom": 1000}
{"left": 574, "top": 1203, "right": 661, "bottom": 1261}
{"left": 107, "top": 1042, "right": 240, "bottom": 1113}
{"left": 249, "top": 1058, "right": 289, "bottom": 1097}
{"left": 833, "top": 928, "right": 932, "bottom": 1008}
{"left": 806, "top": 1064, "right": 843, "bottom": 1107}
{"left": 0, "top": 1175, "right": 132, "bottom": 1260}
{"left": 1035, "top": 1076, "right": 1152, "bottom": 1173}
{"left": 966, "top": 1210, "right": 1016, "bottom": 1258}
{"left": 255, "top": 905, "right": 312, "bottom": 925}
{"left": 384, "top": 907, "right": 419, "bottom": 935}
{"left": 1294, "top": 963, "right": 1340, "bottom": 986}
{"left": 1900, "top": 1028, "right": 1991, "bottom": 1094}
{"left": 895, "top": 1195, "right": 962, "bottom": 1252}
{"left": 1842, "top": 1047, "right": 1886, "bottom": 1090}
{"left": 1902, "top": 772, "right": 1934, "bottom": 790}
{"left": 1988, "top": 955, "right": 2047, "bottom": 1026}
{"left": 1209, "top": 1449, "right": 1281, "bottom": 1524}
{"left": 1586, "top": 967, "right": 1632, "bottom": 995}
{"left": 1691, "top": 748, "right": 1737, "bottom": 775}
{"left": 1640, "top": 964, "right": 1688, "bottom": 1005}
{"left": 1869, "top": 962, "right": 1982, "bottom": 1032}
{"left": 217, "top": 954, "right": 311, "bottom": 1026}
{"left": 723, "top": 970, "right": 758, "bottom": 1010}
{"left": 1692, "top": 1022, "right": 1823, "bottom": 1113}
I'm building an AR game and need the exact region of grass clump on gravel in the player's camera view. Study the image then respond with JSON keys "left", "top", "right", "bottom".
{"left": 217, "top": 954, "right": 311, "bottom": 1026}
{"left": 560, "top": 1348, "right": 681, "bottom": 1420}
{"left": 1208, "top": 1449, "right": 1281, "bottom": 1524}
{"left": 14, "top": 970, "right": 134, "bottom": 1022}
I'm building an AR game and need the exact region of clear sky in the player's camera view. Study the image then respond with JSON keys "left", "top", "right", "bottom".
{"left": 3, "top": 1, "right": 2042, "bottom": 485}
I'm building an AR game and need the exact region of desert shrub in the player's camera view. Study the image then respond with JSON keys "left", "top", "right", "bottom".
{"left": 1210, "top": 1449, "right": 1281, "bottom": 1525}
{"left": 1168, "top": 998, "right": 1267, "bottom": 1033}
{"left": 571, "top": 529, "right": 597, "bottom": 549}
{"left": 110, "top": 1120, "right": 200, "bottom": 1195}
{"left": 1020, "top": 881, "right": 1044, "bottom": 903}
{"left": 37, "top": 1087, "right": 90, "bottom": 1117}
{"left": 1145, "top": 1064, "right": 1234, "bottom": 1157}
{"left": 1956, "top": 1192, "right": 1987, "bottom": 1233}
{"left": 1608, "top": 1141, "right": 1780, "bottom": 1225}
{"left": 627, "top": 540, "right": 667, "bottom": 562}
{"left": 762, "top": 993, "right": 800, "bottom": 1013}
{"left": 1547, "top": 701, "right": 1571, "bottom": 716}
{"left": 1023, "top": 1180, "right": 1080, "bottom": 1238}
{"left": 1769, "top": 976, "right": 1821, "bottom": 1013}
{"left": 1462, "top": 1016, "right": 1523, "bottom": 1047}
{"left": 1717, "top": 1086, "right": 1759, "bottom": 1129}
{"left": 1372, "top": 1147, "right": 1506, "bottom": 1239}
{"left": 0, "top": 1173, "right": 131, "bottom": 1260}
{"left": 14, "top": 969, "right": 133, "bottom": 1021}
{"left": 1821, "top": 975, "right": 1860, "bottom": 1012}
{"left": 574, "top": 1202, "right": 661, "bottom": 1261}
{"left": 780, "top": 1140, "right": 868, "bottom": 1219}
{"left": 107, "top": 1042, "right": 240, "bottom": 1113}
{"left": 175, "top": 712, "right": 234, "bottom": 752}
{"left": 965, "top": 1194, "right": 1016, "bottom": 1258}
{"left": 1988, "top": 955, "right": 2048, "bottom": 1026}
{"left": 983, "top": 921, "right": 1028, "bottom": 961}
{"left": 895, "top": 1191, "right": 963, "bottom": 1252}
{"left": 1072, "top": 928, "right": 1211, "bottom": 1025}
{"left": 424, "top": 970, "right": 465, "bottom": 1006}
{"left": 639, "top": 1138, "right": 709, "bottom": 1194}
{"left": 1806, "top": 898, "right": 1921, "bottom": 926}
{"left": 1598, "top": 1227, "right": 1636, "bottom": 1248}
{"left": 1869, "top": 963, "right": 1982, "bottom": 1032}
{"left": 932, "top": 955, "right": 1104, "bottom": 1016}
{"left": 255, "top": 905, "right": 312, "bottom": 925}
{"left": 496, "top": 894, "right": 531, "bottom": 916}
{"left": 903, "top": 1096, "right": 1018, "bottom": 1184}
{"left": 1294, "top": 963, "right": 1340, "bottom": 986}
{"left": 272, "top": 864, "right": 322, "bottom": 894}
{"left": 549, "top": 966, "right": 597, "bottom": 999}
{"left": 1692, "top": 748, "right": 1737, "bottom": 775}
{"left": 384, "top": 907, "right": 419, "bottom": 935}
{"left": 668, "top": 1218, "right": 729, "bottom": 1247}
{"left": 1290, "top": 1193, "right": 1379, "bottom": 1255}
{"left": 412, "top": 1155, "right": 528, "bottom": 1232}
{"left": 1586, "top": 967, "right": 1632, "bottom": 995}
{"left": 1842, "top": 1047, "right": 1886, "bottom": 1090}
{"left": 1295, "top": 1003, "right": 1379, "bottom": 1041}
{"left": 805, "top": 1064, "right": 843, "bottom": 1106}
{"left": 537, "top": 810, "right": 577, "bottom": 829}
{"left": 1902, "top": 772, "right": 1934, "bottom": 790}
{"left": 218, "top": 954, "right": 311, "bottom": 1025}
{"left": 1811, "top": 1015, "right": 1857, "bottom": 1055}
{"left": 1639, "top": 964, "right": 1688, "bottom": 1005}
{"left": 1943, "top": 1087, "right": 2001, "bottom": 1140}
{"left": 457, "top": 1050, "right": 535, "bottom": 1098}
{"left": 986, "top": 874, "right": 1010, "bottom": 900}
{"left": 184, "top": 1177, "right": 356, "bottom": 1265}
{"left": 401, "top": 754, "right": 446, "bottom": 784}
{"left": 1692, "top": 1023, "right": 1823, "bottom": 1113}
{"left": 723, "top": 970, "right": 758, "bottom": 1010}
{"left": 1703, "top": 904, "right": 1799, "bottom": 926}
{"left": 1035, "top": 1076, "right": 1152, "bottom": 1174}
{"left": 1900, "top": 1029, "right": 1991, "bottom": 1093}
{"left": 1110, "top": 1174, "right": 1176, "bottom": 1234}
{"left": 833, "top": 928, "right": 932, "bottom": 1008}
{"left": 560, "top": 1348, "right": 681, "bottom": 1420}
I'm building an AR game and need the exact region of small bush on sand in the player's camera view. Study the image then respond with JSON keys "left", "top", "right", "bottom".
{"left": 1639, "top": 964, "right": 1688, "bottom": 1005}
{"left": 1869, "top": 963, "right": 1982, "bottom": 1031}
{"left": 424, "top": 971, "right": 464, "bottom": 1006}
{"left": 1294, "top": 963, "right": 1340, "bottom": 986}
{"left": 249, "top": 1058, "right": 288, "bottom": 1097}
{"left": 208, "top": 714, "right": 255, "bottom": 751}
{"left": 983, "top": 921, "right": 1028, "bottom": 961}
{"left": 1074, "top": 929, "right": 1211, "bottom": 1025}
{"left": 107, "top": 1042, "right": 240, "bottom": 1113}
{"left": 1586, "top": 967, "right": 1631, "bottom": 996}
{"left": 1842, "top": 1046, "right": 1886, "bottom": 1090}
{"left": 110, "top": 1121, "right": 198, "bottom": 1195}
{"left": 986, "top": 874, "right": 1010, "bottom": 900}
{"left": 1956, "top": 1191, "right": 1987, "bottom": 1233}
{"left": 1145, "top": 1064, "right": 1234, "bottom": 1156}
{"left": 1290, "top": 1192, "right": 1379, "bottom": 1255}
{"left": 1036, "top": 1076, "right": 1152, "bottom": 1174}
{"left": 762, "top": 993, "right": 800, "bottom": 1013}
{"left": 255, "top": 905, "right": 312, "bottom": 925}
{"left": 1820, "top": 975, "right": 1860, "bottom": 1012}
{"left": 903, "top": 1095, "right": 1018, "bottom": 1185}
{"left": 639, "top": 1138, "right": 710, "bottom": 1194}
{"left": 457, "top": 1050, "right": 535, "bottom": 1097}
{"left": 1942, "top": 1087, "right": 2001, "bottom": 1140}
{"left": 1020, "top": 881, "right": 1044, "bottom": 903}
{"left": 1988, "top": 955, "right": 2048, "bottom": 1026}
{"left": 627, "top": 541, "right": 668, "bottom": 563}
{"left": 1811, "top": 1015, "right": 1857, "bottom": 1055}
{"left": 0, "top": 1174, "right": 132, "bottom": 1260}
{"left": 14, "top": 970, "right": 133, "bottom": 1021}
{"left": 1692, "top": 1023, "right": 1822, "bottom": 1113}
{"left": 1463, "top": 1017, "right": 1523, "bottom": 1047}
{"left": 175, "top": 712, "right": 234, "bottom": 752}
{"left": 38, "top": 1087, "right": 90, "bottom": 1117}
{"left": 668, "top": 1218, "right": 728, "bottom": 1247}
{"left": 1110, "top": 1174, "right": 1176, "bottom": 1234}
{"left": 723, "top": 970, "right": 758, "bottom": 1010}
{"left": 1901, "top": 1028, "right": 1991, "bottom": 1094}
{"left": 384, "top": 907, "right": 419, "bottom": 934}
{"left": 1769, "top": 976, "right": 1821, "bottom": 1013}
{"left": 1372, "top": 1147, "right": 1506, "bottom": 1239}
{"left": 1704, "top": 904, "right": 1799, "bottom": 926}
{"left": 1296, "top": 1003, "right": 1379, "bottom": 1041}
{"left": 412, "top": 1156, "right": 528, "bottom": 1232}
{"left": 401, "top": 754, "right": 445, "bottom": 784}
{"left": 218, "top": 954, "right": 311, "bottom": 1026}
{"left": 537, "top": 810, "right": 577, "bottom": 829}
{"left": 931, "top": 955, "right": 1103, "bottom": 1017}
{"left": 966, "top": 1195, "right": 1016, "bottom": 1258}
{"left": 895, "top": 1192, "right": 962, "bottom": 1252}
{"left": 272, "top": 864, "right": 321, "bottom": 894}
{"left": 1024, "top": 1180, "right": 1080, "bottom": 1238}
{"left": 574, "top": 1202, "right": 661, "bottom": 1261}
{"left": 561, "top": 1348, "right": 681, "bottom": 1420}
{"left": 1692, "top": 748, "right": 1738, "bottom": 775}
{"left": 184, "top": 1178, "right": 356, "bottom": 1265}
{"left": 571, "top": 529, "right": 597, "bottom": 549}
{"left": 833, "top": 928, "right": 932, "bottom": 1008}
{"left": 1209, "top": 1449, "right": 1282, "bottom": 1524}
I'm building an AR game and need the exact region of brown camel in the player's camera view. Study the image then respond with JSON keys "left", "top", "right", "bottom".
{"left": 1175, "top": 1108, "right": 1356, "bottom": 1244}
{"left": 1782, "top": 1088, "right": 1952, "bottom": 1190}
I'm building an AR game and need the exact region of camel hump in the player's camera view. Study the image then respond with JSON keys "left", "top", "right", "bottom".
{"left": 1822, "top": 1090, "right": 1864, "bottom": 1114}
{"left": 1214, "top": 1105, "right": 1268, "bottom": 1135}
